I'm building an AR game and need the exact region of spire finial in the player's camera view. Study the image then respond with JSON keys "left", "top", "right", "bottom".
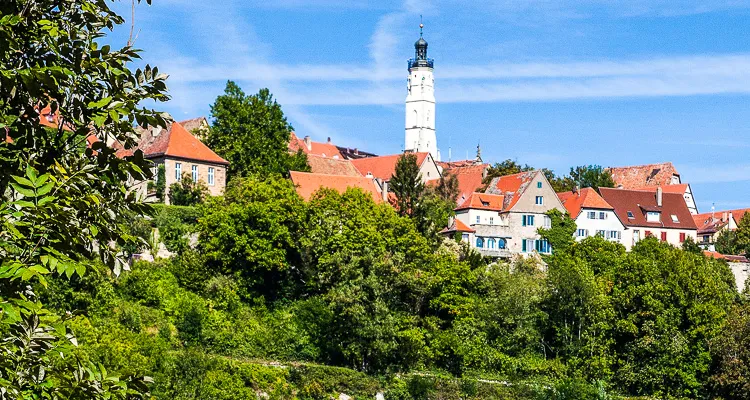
{"left": 419, "top": 15, "right": 424, "bottom": 37}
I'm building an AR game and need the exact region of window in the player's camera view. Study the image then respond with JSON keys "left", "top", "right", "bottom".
{"left": 544, "top": 216, "right": 551, "bottom": 228}
{"left": 627, "top": 211, "right": 635, "bottom": 219}
{"left": 645, "top": 230, "right": 653, "bottom": 237}
{"left": 576, "top": 229, "right": 588, "bottom": 237}
{"left": 489, "top": 217, "right": 494, "bottom": 225}
{"left": 596, "top": 230, "right": 605, "bottom": 237}
{"left": 175, "top": 162, "right": 181, "bottom": 180}
{"left": 646, "top": 211, "right": 661, "bottom": 222}
{"left": 599, "top": 211, "right": 606, "bottom": 220}
{"left": 476, "top": 216, "right": 481, "bottom": 224}
{"left": 661, "top": 232, "right": 667, "bottom": 242}
{"left": 208, "top": 167, "right": 215, "bottom": 186}
{"left": 702, "top": 235, "right": 710, "bottom": 243}
{"left": 535, "top": 239, "right": 552, "bottom": 254}
{"left": 633, "top": 230, "right": 641, "bottom": 243}
{"left": 535, "top": 196, "right": 544, "bottom": 205}
{"left": 588, "top": 211, "right": 596, "bottom": 219}
{"left": 522, "top": 215, "right": 535, "bottom": 226}
{"left": 498, "top": 238, "right": 507, "bottom": 249}
{"left": 679, "top": 232, "right": 686, "bottom": 242}
{"left": 608, "top": 231, "right": 620, "bottom": 240}
{"left": 671, "top": 214, "right": 679, "bottom": 223}
{"left": 537, "top": 182, "right": 542, "bottom": 188}
{"left": 488, "top": 238, "right": 496, "bottom": 249}
{"left": 476, "top": 238, "right": 484, "bottom": 248}
{"left": 522, "top": 239, "right": 535, "bottom": 253}
{"left": 461, "top": 233, "right": 469, "bottom": 242}
{"left": 191, "top": 165, "right": 198, "bottom": 182}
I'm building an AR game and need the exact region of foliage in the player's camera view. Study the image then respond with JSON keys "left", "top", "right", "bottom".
{"left": 716, "top": 229, "right": 740, "bottom": 255}
{"left": 709, "top": 302, "right": 750, "bottom": 398}
{"left": 681, "top": 236, "right": 703, "bottom": 254}
{"left": 389, "top": 153, "right": 425, "bottom": 218}
{"left": 207, "top": 82, "right": 309, "bottom": 179}
{"left": 434, "top": 171, "right": 460, "bottom": 204}
{"left": 567, "top": 165, "right": 616, "bottom": 191}
{"left": 168, "top": 172, "right": 208, "bottom": 206}
{"left": 735, "top": 212, "right": 750, "bottom": 256}
{"left": 537, "top": 209, "right": 578, "bottom": 253}
{"left": 155, "top": 164, "right": 166, "bottom": 202}
{"left": 482, "top": 159, "right": 533, "bottom": 185}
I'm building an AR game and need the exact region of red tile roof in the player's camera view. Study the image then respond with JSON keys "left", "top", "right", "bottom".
{"left": 117, "top": 121, "right": 228, "bottom": 165}
{"left": 484, "top": 170, "right": 538, "bottom": 211}
{"left": 306, "top": 154, "right": 362, "bottom": 177}
{"left": 632, "top": 183, "right": 688, "bottom": 194}
{"left": 290, "top": 171, "right": 382, "bottom": 202}
{"left": 456, "top": 192, "right": 505, "bottom": 212}
{"left": 289, "top": 132, "right": 343, "bottom": 159}
{"left": 350, "top": 152, "right": 430, "bottom": 181}
{"left": 599, "top": 187, "right": 697, "bottom": 230}
{"left": 607, "top": 162, "right": 680, "bottom": 189}
{"left": 692, "top": 211, "right": 732, "bottom": 235}
{"left": 440, "top": 218, "right": 476, "bottom": 234}
{"left": 704, "top": 251, "right": 727, "bottom": 260}
{"left": 557, "top": 187, "right": 614, "bottom": 218}
{"left": 178, "top": 117, "right": 208, "bottom": 133}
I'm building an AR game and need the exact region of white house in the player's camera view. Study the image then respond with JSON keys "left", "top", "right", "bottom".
{"left": 443, "top": 170, "right": 566, "bottom": 257}
{"left": 557, "top": 187, "right": 626, "bottom": 243}
{"left": 599, "top": 187, "right": 698, "bottom": 250}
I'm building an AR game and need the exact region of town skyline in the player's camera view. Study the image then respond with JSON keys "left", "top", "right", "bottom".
{"left": 111, "top": 0, "right": 750, "bottom": 212}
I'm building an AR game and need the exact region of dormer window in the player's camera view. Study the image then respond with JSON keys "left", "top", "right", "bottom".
{"left": 627, "top": 211, "right": 635, "bottom": 219}
{"left": 481, "top": 201, "right": 490, "bottom": 207}
{"left": 646, "top": 211, "right": 661, "bottom": 223}
{"left": 671, "top": 214, "right": 679, "bottom": 223}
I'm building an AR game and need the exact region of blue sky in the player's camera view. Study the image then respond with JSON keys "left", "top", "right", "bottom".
{"left": 109, "top": 0, "right": 750, "bottom": 211}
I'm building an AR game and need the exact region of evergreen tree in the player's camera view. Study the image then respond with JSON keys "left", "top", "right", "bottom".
{"left": 568, "top": 165, "right": 616, "bottom": 191}
{"left": 736, "top": 212, "right": 750, "bottom": 255}
{"left": 207, "top": 82, "right": 309, "bottom": 179}
{"left": 715, "top": 229, "right": 740, "bottom": 255}
{"left": 389, "top": 153, "right": 425, "bottom": 218}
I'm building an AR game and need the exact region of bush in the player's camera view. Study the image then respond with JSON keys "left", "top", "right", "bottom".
{"left": 169, "top": 172, "right": 208, "bottom": 206}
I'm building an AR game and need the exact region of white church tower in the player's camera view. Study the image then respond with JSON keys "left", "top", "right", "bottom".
{"left": 405, "top": 23, "right": 439, "bottom": 161}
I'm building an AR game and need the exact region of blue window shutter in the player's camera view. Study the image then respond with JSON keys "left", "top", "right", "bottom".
{"left": 522, "top": 240, "right": 527, "bottom": 252}
{"left": 522, "top": 215, "right": 526, "bottom": 226}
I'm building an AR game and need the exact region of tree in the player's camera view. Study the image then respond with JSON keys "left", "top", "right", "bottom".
{"left": 435, "top": 172, "right": 460, "bottom": 204}
{"left": 482, "top": 159, "right": 533, "bottom": 186}
{"left": 0, "top": 0, "right": 167, "bottom": 397}
{"left": 207, "top": 83, "right": 309, "bottom": 178}
{"left": 389, "top": 153, "right": 425, "bottom": 218}
{"left": 735, "top": 212, "right": 750, "bottom": 256}
{"left": 716, "top": 229, "right": 740, "bottom": 255}
{"left": 537, "top": 209, "right": 578, "bottom": 253}
{"left": 155, "top": 164, "right": 167, "bottom": 202}
{"left": 169, "top": 172, "right": 208, "bottom": 206}
{"left": 568, "top": 165, "right": 616, "bottom": 191}
{"left": 542, "top": 168, "right": 577, "bottom": 193}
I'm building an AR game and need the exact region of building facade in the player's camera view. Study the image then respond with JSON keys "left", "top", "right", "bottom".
{"left": 599, "top": 187, "right": 697, "bottom": 250}
{"left": 444, "top": 170, "right": 566, "bottom": 257}
{"left": 558, "top": 187, "right": 625, "bottom": 243}
{"left": 405, "top": 24, "right": 439, "bottom": 161}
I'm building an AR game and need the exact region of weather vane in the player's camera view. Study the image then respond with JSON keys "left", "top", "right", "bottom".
{"left": 420, "top": 15, "right": 424, "bottom": 37}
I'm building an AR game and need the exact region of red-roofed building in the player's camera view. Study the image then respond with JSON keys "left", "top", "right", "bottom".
{"left": 599, "top": 187, "right": 697, "bottom": 250}
{"left": 444, "top": 170, "right": 565, "bottom": 258}
{"left": 430, "top": 161, "right": 489, "bottom": 204}
{"left": 117, "top": 120, "right": 229, "bottom": 203}
{"left": 289, "top": 132, "right": 344, "bottom": 159}
{"left": 557, "top": 188, "right": 625, "bottom": 243}
{"left": 607, "top": 162, "right": 682, "bottom": 189}
{"left": 306, "top": 154, "right": 363, "bottom": 177}
{"left": 290, "top": 171, "right": 384, "bottom": 203}
{"left": 631, "top": 183, "right": 698, "bottom": 215}
{"left": 692, "top": 210, "right": 736, "bottom": 250}
{"left": 350, "top": 152, "right": 441, "bottom": 183}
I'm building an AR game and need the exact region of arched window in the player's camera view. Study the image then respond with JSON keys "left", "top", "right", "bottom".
{"left": 498, "top": 238, "right": 507, "bottom": 249}
{"left": 476, "top": 238, "right": 484, "bottom": 248}
{"left": 488, "top": 238, "right": 496, "bottom": 249}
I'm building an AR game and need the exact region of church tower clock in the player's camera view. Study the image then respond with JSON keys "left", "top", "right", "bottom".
{"left": 405, "top": 23, "right": 439, "bottom": 161}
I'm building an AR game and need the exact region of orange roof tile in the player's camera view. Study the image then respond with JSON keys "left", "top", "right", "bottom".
{"left": 306, "top": 154, "right": 362, "bottom": 177}
{"left": 440, "top": 218, "right": 476, "bottom": 234}
{"left": 290, "top": 171, "right": 382, "bottom": 202}
{"left": 350, "top": 152, "right": 429, "bottom": 181}
{"left": 557, "top": 187, "right": 614, "bottom": 218}
{"left": 607, "top": 162, "right": 680, "bottom": 189}
{"left": 632, "top": 183, "right": 688, "bottom": 194}
{"left": 455, "top": 192, "right": 505, "bottom": 212}
{"left": 484, "top": 170, "right": 538, "bottom": 211}
{"left": 178, "top": 117, "right": 208, "bottom": 133}
{"left": 117, "top": 121, "right": 228, "bottom": 165}
{"left": 289, "top": 132, "right": 343, "bottom": 159}
{"left": 704, "top": 251, "right": 727, "bottom": 260}
{"left": 692, "top": 211, "right": 732, "bottom": 235}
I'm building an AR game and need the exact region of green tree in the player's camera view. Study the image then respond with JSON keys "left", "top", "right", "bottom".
{"left": 169, "top": 172, "right": 208, "bottom": 206}
{"left": 568, "top": 165, "right": 616, "bottom": 191}
{"left": 0, "top": 0, "right": 167, "bottom": 397}
{"left": 709, "top": 302, "right": 750, "bottom": 399}
{"left": 716, "top": 229, "right": 740, "bottom": 255}
{"left": 155, "top": 164, "right": 167, "bottom": 202}
{"left": 207, "top": 82, "right": 309, "bottom": 178}
{"left": 435, "top": 171, "right": 460, "bottom": 204}
{"left": 389, "top": 153, "right": 425, "bottom": 218}
{"left": 482, "top": 159, "right": 533, "bottom": 186}
{"left": 735, "top": 212, "right": 750, "bottom": 255}
{"left": 537, "top": 209, "right": 578, "bottom": 253}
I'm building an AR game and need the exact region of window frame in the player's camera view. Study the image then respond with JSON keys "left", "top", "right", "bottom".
{"left": 191, "top": 165, "right": 198, "bottom": 182}
{"left": 208, "top": 167, "right": 215, "bottom": 186}
{"left": 175, "top": 162, "right": 182, "bottom": 180}
{"left": 535, "top": 196, "right": 544, "bottom": 205}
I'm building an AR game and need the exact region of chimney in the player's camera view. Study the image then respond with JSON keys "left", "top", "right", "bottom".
{"left": 723, "top": 212, "right": 729, "bottom": 222}
{"left": 152, "top": 126, "right": 163, "bottom": 137}
{"left": 656, "top": 186, "right": 663, "bottom": 207}
{"left": 354, "top": 148, "right": 359, "bottom": 155}
{"left": 303, "top": 136, "right": 312, "bottom": 151}
{"left": 366, "top": 172, "right": 373, "bottom": 179}
{"left": 573, "top": 185, "right": 580, "bottom": 195}
{"left": 381, "top": 180, "right": 389, "bottom": 202}
{"left": 327, "top": 137, "right": 331, "bottom": 143}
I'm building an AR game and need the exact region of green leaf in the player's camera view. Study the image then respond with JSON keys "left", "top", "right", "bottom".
{"left": 11, "top": 175, "right": 34, "bottom": 187}
{"left": 36, "top": 182, "right": 55, "bottom": 196}
{"left": 88, "top": 96, "right": 112, "bottom": 108}
{"left": 12, "top": 200, "right": 36, "bottom": 208}
{"left": 26, "top": 165, "right": 38, "bottom": 181}
{"left": 75, "top": 263, "right": 86, "bottom": 277}
{"left": 10, "top": 182, "right": 36, "bottom": 197}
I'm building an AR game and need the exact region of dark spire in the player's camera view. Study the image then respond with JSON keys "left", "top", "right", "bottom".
{"left": 408, "top": 19, "right": 433, "bottom": 70}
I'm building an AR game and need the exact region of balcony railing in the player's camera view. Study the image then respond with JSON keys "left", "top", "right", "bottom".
{"left": 408, "top": 58, "right": 434, "bottom": 69}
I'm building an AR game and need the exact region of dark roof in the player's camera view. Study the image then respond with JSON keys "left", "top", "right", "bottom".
{"left": 599, "top": 188, "right": 697, "bottom": 230}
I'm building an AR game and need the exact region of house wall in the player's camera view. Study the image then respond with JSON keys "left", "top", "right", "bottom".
{"left": 621, "top": 226, "right": 697, "bottom": 251}
{"left": 160, "top": 157, "right": 227, "bottom": 204}
{"left": 573, "top": 209, "right": 625, "bottom": 243}
{"left": 419, "top": 153, "right": 441, "bottom": 182}
{"left": 683, "top": 186, "right": 698, "bottom": 215}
